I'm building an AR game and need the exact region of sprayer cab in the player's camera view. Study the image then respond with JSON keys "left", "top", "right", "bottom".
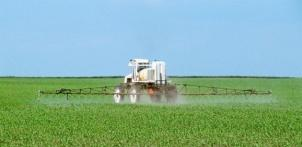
{"left": 124, "top": 59, "right": 167, "bottom": 85}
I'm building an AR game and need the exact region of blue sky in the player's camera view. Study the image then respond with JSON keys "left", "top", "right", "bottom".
{"left": 0, "top": 0, "right": 301, "bottom": 76}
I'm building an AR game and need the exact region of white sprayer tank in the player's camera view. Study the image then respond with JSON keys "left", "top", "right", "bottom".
{"left": 152, "top": 61, "right": 166, "bottom": 84}
{"left": 125, "top": 59, "right": 166, "bottom": 84}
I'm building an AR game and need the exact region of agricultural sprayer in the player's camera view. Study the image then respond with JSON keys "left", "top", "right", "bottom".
{"left": 39, "top": 59, "right": 272, "bottom": 103}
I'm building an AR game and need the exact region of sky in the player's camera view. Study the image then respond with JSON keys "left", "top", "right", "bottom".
{"left": 0, "top": 0, "right": 301, "bottom": 77}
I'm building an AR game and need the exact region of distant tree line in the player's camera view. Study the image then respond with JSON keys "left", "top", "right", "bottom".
{"left": 0, "top": 75, "right": 298, "bottom": 79}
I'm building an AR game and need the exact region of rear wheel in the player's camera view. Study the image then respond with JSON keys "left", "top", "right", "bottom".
{"left": 113, "top": 86, "right": 124, "bottom": 103}
{"left": 150, "top": 89, "right": 162, "bottom": 102}
{"left": 165, "top": 86, "right": 178, "bottom": 103}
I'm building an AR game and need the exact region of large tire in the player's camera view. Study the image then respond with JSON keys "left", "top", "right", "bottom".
{"left": 165, "top": 86, "right": 178, "bottom": 103}
{"left": 129, "top": 87, "right": 140, "bottom": 103}
{"left": 113, "top": 86, "right": 124, "bottom": 103}
{"left": 150, "top": 89, "right": 162, "bottom": 103}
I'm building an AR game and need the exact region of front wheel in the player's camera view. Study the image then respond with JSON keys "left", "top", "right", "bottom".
{"left": 129, "top": 87, "right": 140, "bottom": 103}
{"left": 113, "top": 87, "right": 124, "bottom": 103}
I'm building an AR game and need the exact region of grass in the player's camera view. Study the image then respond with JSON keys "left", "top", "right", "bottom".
{"left": 0, "top": 77, "right": 302, "bottom": 146}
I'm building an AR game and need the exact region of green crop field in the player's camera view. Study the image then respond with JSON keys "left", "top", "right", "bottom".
{"left": 0, "top": 77, "right": 302, "bottom": 146}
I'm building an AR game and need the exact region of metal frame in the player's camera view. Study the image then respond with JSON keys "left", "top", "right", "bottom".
{"left": 39, "top": 83, "right": 272, "bottom": 100}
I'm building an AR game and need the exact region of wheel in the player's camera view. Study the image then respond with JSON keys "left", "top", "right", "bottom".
{"left": 113, "top": 86, "right": 124, "bottom": 103}
{"left": 150, "top": 89, "right": 162, "bottom": 103}
{"left": 129, "top": 87, "right": 140, "bottom": 103}
{"left": 165, "top": 86, "right": 178, "bottom": 103}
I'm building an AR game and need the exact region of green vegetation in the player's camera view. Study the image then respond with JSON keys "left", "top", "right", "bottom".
{"left": 0, "top": 77, "right": 302, "bottom": 146}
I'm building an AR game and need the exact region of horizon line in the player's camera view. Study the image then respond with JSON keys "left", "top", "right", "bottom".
{"left": 0, "top": 75, "right": 300, "bottom": 79}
